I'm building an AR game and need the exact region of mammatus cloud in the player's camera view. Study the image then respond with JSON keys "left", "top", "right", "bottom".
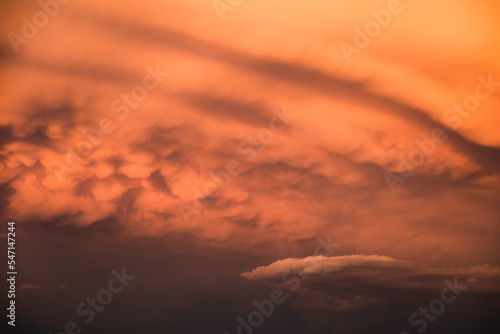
{"left": 1, "top": 1, "right": 499, "bottom": 334}
{"left": 0, "top": 1, "right": 499, "bottom": 266}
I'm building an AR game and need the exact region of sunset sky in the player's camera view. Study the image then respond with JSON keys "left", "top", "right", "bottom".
{"left": 1, "top": 1, "right": 499, "bottom": 334}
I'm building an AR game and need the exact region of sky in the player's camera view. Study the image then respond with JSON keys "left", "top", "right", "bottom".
{"left": 0, "top": 1, "right": 499, "bottom": 334}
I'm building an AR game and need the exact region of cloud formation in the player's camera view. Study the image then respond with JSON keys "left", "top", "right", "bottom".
{"left": 241, "top": 253, "right": 500, "bottom": 333}
{"left": 0, "top": 1, "right": 499, "bottom": 333}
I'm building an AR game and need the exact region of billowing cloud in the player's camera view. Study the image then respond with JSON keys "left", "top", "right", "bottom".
{"left": 0, "top": 1, "right": 499, "bottom": 333}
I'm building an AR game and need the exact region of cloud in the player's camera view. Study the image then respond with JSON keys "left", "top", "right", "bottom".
{"left": 19, "top": 283, "right": 53, "bottom": 291}
{"left": 0, "top": 1, "right": 499, "bottom": 333}
{"left": 0, "top": 0, "right": 498, "bottom": 303}
{"left": 241, "top": 254, "right": 500, "bottom": 311}
{"left": 241, "top": 254, "right": 400, "bottom": 281}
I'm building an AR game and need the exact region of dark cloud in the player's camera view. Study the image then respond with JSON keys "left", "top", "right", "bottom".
{"left": 0, "top": 1, "right": 499, "bottom": 333}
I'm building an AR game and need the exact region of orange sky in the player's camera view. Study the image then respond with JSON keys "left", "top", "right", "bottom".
{"left": 0, "top": 1, "right": 499, "bottom": 334}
